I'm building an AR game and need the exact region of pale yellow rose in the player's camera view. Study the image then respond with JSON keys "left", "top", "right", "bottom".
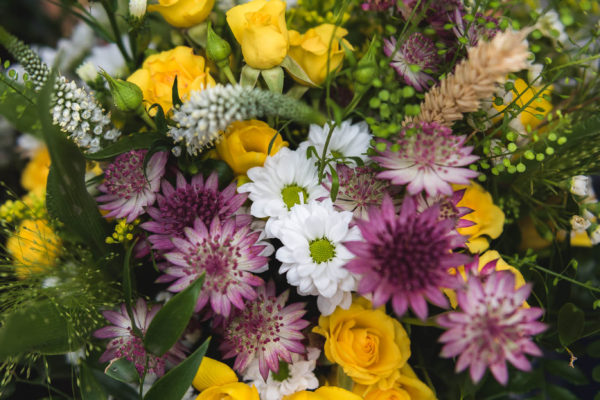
{"left": 454, "top": 182, "right": 505, "bottom": 253}
{"left": 148, "top": 0, "right": 215, "bottom": 28}
{"left": 215, "top": 120, "right": 288, "bottom": 176}
{"left": 313, "top": 297, "right": 411, "bottom": 389}
{"left": 354, "top": 364, "right": 437, "bottom": 400}
{"left": 288, "top": 24, "right": 352, "bottom": 86}
{"left": 127, "top": 46, "right": 215, "bottom": 114}
{"left": 283, "top": 386, "right": 362, "bottom": 400}
{"left": 226, "top": 0, "right": 289, "bottom": 69}
{"left": 6, "top": 219, "right": 61, "bottom": 279}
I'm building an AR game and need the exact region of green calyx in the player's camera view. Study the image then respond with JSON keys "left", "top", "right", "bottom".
{"left": 309, "top": 237, "right": 336, "bottom": 264}
{"left": 281, "top": 185, "right": 309, "bottom": 210}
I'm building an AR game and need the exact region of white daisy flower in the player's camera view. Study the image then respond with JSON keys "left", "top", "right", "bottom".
{"left": 298, "top": 119, "right": 372, "bottom": 166}
{"left": 238, "top": 147, "right": 328, "bottom": 226}
{"left": 269, "top": 199, "right": 361, "bottom": 315}
{"left": 242, "top": 347, "right": 320, "bottom": 400}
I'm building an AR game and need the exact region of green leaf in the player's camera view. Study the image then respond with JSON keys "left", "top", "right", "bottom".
{"left": 144, "top": 338, "right": 210, "bottom": 400}
{"left": 286, "top": 84, "right": 309, "bottom": 100}
{"left": 281, "top": 55, "right": 318, "bottom": 87}
{"left": 84, "top": 132, "right": 167, "bottom": 160}
{"left": 544, "top": 359, "right": 588, "bottom": 385}
{"left": 104, "top": 358, "right": 139, "bottom": 384}
{"left": 172, "top": 75, "right": 183, "bottom": 108}
{"left": 558, "top": 302, "right": 585, "bottom": 346}
{"left": 240, "top": 65, "right": 260, "bottom": 88}
{"left": 586, "top": 340, "right": 600, "bottom": 358}
{"left": 0, "top": 75, "right": 41, "bottom": 137}
{"left": 0, "top": 300, "right": 77, "bottom": 359}
{"left": 261, "top": 66, "right": 284, "bottom": 94}
{"left": 329, "top": 164, "right": 339, "bottom": 202}
{"left": 144, "top": 274, "right": 205, "bottom": 356}
{"left": 80, "top": 364, "right": 109, "bottom": 400}
{"left": 90, "top": 368, "right": 139, "bottom": 400}
{"left": 546, "top": 384, "right": 579, "bottom": 400}
{"left": 593, "top": 365, "right": 600, "bottom": 382}
{"left": 40, "top": 69, "right": 111, "bottom": 259}
{"left": 149, "top": 104, "right": 168, "bottom": 134}
{"left": 198, "top": 159, "right": 234, "bottom": 189}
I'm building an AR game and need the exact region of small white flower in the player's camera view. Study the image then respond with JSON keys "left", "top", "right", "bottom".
{"left": 76, "top": 61, "right": 99, "bottom": 82}
{"left": 571, "top": 215, "right": 591, "bottom": 232}
{"left": 268, "top": 199, "right": 361, "bottom": 315}
{"left": 129, "top": 0, "right": 147, "bottom": 19}
{"left": 65, "top": 348, "right": 86, "bottom": 365}
{"left": 590, "top": 225, "right": 600, "bottom": 245}
{"left": 239, "top": 147, "right": 328, "bottom": 227}
{"left": 570, "top": 175, "right": 591, "bottom": 197}
{"left": 298, "top": 120, "right": 372, "bottom": 166}
{"left": 243, "top": 347, "right": 320, "bottom": 400}
{"left": 535, "top": 9, "right": 569, "bottom": 45}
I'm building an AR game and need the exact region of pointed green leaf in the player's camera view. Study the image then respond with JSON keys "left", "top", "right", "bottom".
{"left": 286, "top": 84, "right": 309, "bottom": 100}
{"left": 172, "top": 75, "right": 183, "bottom": 108}
{"left": 144, "top": 338, "right": 210, "bottom": 400}
{"left": 149, "top": 104, "right": 168, "bottom": 134}
{"left": 281, "top": 55, "right": 318, "bottom": 87}
{"left": 261, "top": 66, "right": 284, "bottom": 94}
{"left": 84, "top": 132, "right": 166, "bottom": 160}
{"left": 240, "top": 65, "right": 260, "bottom": 88}
{"left": 90, "top": 368, "right": 139, "bottom": 400}
{"left": 104, "top": 358, "right": 139, "bottom": 384}
{"left": 558, "top": 302, "right": 585, "bottom": 346}
{"left": 0, "top": 75, "right": 41, "bottom": 137}
{"left": 144, "top": 274, "right": 205, "bottom": 356}
{"left": 80, "top": 364, "right": 109, "bottom": 400}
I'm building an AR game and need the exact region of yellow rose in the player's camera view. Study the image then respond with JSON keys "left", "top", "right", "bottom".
{"left": 454, "top": 182, "right": 505, "bottom": 253}
{"left": 193, "top": 356, "right": 259, "bottom": 400}
{"left": 284, "top": 386, "right": 362, "bottom": 400}
{"left": 6, "top": 219, "right": 61, "bottom": 279}
{"left": 148, "top": 0, "right": 215, "bottom": 28}
{"left": 354, "top": 364, "right": 437, "bottom": 400}
{"left": 196, "top": 383, "right": 259, "bottom": 400}
{"left": 226, "top": 0, "right": 289, "bottom": 69}
{"left": 127, "top": 46, "right": 215, "bottom": 114}
{"left": 21, "top": 146, "right": 50, "bottom": 196}
{"left": 215, "top": 120, "right": 288, "bottom": 176}
{"left": 313, "top": 297, "right": 411, "bottom": 389}
{"left": 288, "top": 24, "right": 352, "bottom": 86}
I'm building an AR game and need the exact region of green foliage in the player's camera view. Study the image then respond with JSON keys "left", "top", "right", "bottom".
{"left": 0, "top": 68, "right": 41, "bottom": 137}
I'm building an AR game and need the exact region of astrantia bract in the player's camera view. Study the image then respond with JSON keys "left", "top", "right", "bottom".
{"left": 345, "top": 195, "right": 470, "bottom": 320}
{"left": 437, "top": 271, "right": 547, "bottom": 385}
{"left": 384, "top": 33, "right": 439, "bottom": 92}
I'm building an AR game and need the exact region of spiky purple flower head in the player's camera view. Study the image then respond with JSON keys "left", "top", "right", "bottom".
{"left": 97, "top": 150, "right": 167, "bottom": 222}
{"left": 361, "top": 0, "right": 397, "bottom": 11}
{"left": 94, "top": 298, "right": 187, "bottom": 377}
{"left": 344, "top": 195, "right": 470, "bottom": 320}
{"left": 220, "top": 281, "right": 309, "bottom": 381}
{"left": 384, "top": 33, "right": 439, "bottom": 91}
{"left": 161, "top": 216, "right": 270, "bottom": 317}
{"left": 141, "top": 172, "right": 248, "bottom": 250}
{"left": 416, "top": 188, "right": 476, "bottom": 230}
{"left": 437, "top": 270, "right": 547, "bottom": 385}
{"left": 372, "top": 122, "right": 479, "bottom": 197}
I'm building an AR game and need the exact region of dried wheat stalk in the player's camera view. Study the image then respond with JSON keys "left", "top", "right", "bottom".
{"left": 404, "top": 29, "right": 531, "bottom": 127}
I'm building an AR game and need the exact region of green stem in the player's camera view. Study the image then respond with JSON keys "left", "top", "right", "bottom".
{"left": 526, "top": 263, "right": 600, "bottom": 293}
{"left": 101, "top": 1, "right": 133, "bottom": 68}
{"left": 223, "top": 65, "right": 237, "bottom": 86}
{"left": 401, "top": 317, "right": 441, "bottom": 328}
{"left": 137, "top": 107, "right": 157, "bottom": 131}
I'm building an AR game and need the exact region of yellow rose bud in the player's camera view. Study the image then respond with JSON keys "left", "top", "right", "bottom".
{"left": 313, "top": 297, "right": 411, "bottom": 389}
{"left": 6, "top": 219, "right": 61, "bottom": 279}
{"left": 226, "top": 0, "right": 289, "bottom": 70}
{"left": 127, "top": 46, "right": 215, "bottom": 114}
{"left": 288, "top": 24, "right": 352, "bottom": 86}
{"left": 215, "top": 120, "right": 288, "bottom": 176}
{"left": 148, "top": 0, "right": 215, "bottom": 28}
{"left": 284, "top": 386, "right": 363, "bottom": 400}
{"left": 196, "top": 382, "right": 259, "bottom": 400}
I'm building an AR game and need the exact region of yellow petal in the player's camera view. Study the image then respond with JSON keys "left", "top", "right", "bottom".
{"left": 192, "top": 357, "right": 238, "bottom": 391}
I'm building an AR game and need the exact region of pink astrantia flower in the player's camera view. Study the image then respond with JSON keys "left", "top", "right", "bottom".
{"left": 141, "top": 172, "right": 248, "bottom": 250}
{"left": 372, "top": 122, "right": 479, "bottom": 197}
{"left": 384, "top": 33, "right": 439, "bottom": 91}
{"left": 416, "top": 188, "right": 476, "bottom": 230}
{"left": 94, "top": 298, "right": 187, "bottom": 377}
{"left": 344, "top": 195, "right": 470, "bottom": 320}
{"left": 220, "top": 281, "right": 309, "bottom": 381}
{"left": 97, "top": 150, "right": 167, "bottom": 222}
{"left": 437, "top": 271, "right": 547, "bottom": 385}
{"left": 161, "top": 216, "right": 270, "bottom": 317}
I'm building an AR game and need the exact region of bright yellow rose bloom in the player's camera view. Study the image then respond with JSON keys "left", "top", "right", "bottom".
{"left": 193, "top": 356, "right": 259, "bottom": 400}
{"left": 313, "top": 297, "right": 411, "bottom": 389}
{"left": 226, "top": 0, "right": 289, "bottom": 69}
{"left": 21, "top": 146, "right": 50, "bottom": 196}
{"left": 6, "top": 219, "right": 61, "bottom": 279}
{"left": 288, "top": 24, "right": 352, "bottom": 86}
{"left": 454, "top": 182, "right": 505, "bottom": 253}
{"left": 215, "top": 120, "right": 288, "bottom": 176}
{"left": 493, "top": 78, "right": 553, "bottom": 133}
{"left": 127, "top": 46, "right": 215, "bottom": 114}
{"left": 148, "top": 0, "right": 215, "bottom": 28}
{"left": 196, "top": 382, "right": 259, "bottom": 400}
{"left": 283, "top": 386, "right": 363, "bottom": 400}
{"left": 354, "top": 364, "right": 437, "bottom": 400}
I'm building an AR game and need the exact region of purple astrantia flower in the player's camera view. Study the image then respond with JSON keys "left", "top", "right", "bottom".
{"left": 361, "top": 0, "right": 396, "bottom": 11}
{"left": 372, "top": 122, "right": 479, "bottom": 197}
{"left": 323, "top": 164, "right": 393, "bottom": 220}
{"left": 97, "top": 150, "right": 167, "bottom": 222}
{"left": 451, "top": 10, "right": 500, "bottom": 48}
{"left": 94, "top": 298, "right": 187, "bottom": 377}
{"left": 437, "top": 271, "right": 547, "bottom": 385}
{"left": 220, "top": 281, "right": 309, "bottom": 381}
{"left": 384, "top": 33, "right": 439, "bottom": 91}
{"left": 416, "top": 188, "right": 475, "bottom": 230}
{"left": 344, "top": 195, "right": 470, "bottom": 320}
{"left": 141, "top": 172, "right": 248, "bottom": 250}
{"left": 161, "top": 216, "right": 270, "bottom": 317}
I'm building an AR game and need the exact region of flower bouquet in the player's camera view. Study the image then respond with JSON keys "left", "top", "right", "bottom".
{"left": 0, "top": 0, "right": 599, "bottom": 399}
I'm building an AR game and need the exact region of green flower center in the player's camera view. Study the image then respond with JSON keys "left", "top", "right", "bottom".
{"left": 309, "top": 237, "right": 336, "bottom": 264}
{"left": 281, "top": 184, "right": 309, "bottom": 210}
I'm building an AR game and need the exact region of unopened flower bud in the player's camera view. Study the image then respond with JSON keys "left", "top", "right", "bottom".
{"left": 353, "top": 38, "right": 378, "bottom": 94}
{"left": 589, "top": 224, "right": 600, "bottom": 245}
{"left": 101, "top": 71, "right": 143, "bottom": 112}
{"left": 206, "top": 23, "right": 232, "bottom": 69}
{"left": 129, "top": 0, "right": 147, "bottom": 20}
{"left": 570, "top": 175, "right": 590, "bottom": 197}
{"left": 76, "top": 61, "right": 99, "bottom": 83}
{"left": 571, "top": 215, "right": 591, "bottom": 232}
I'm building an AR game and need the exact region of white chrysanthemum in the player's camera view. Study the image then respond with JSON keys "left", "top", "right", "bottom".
{"left": 298, "top": 120, "right": 372, "bottom": 165}
{"left": 268, "top": 199, "right": 361, "bottom": 315}
{"left": 243, "top": 347, "right": 320, "bottom": 400}
{"left": 238, "top": 147, "right": 328, "bottom": 226}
